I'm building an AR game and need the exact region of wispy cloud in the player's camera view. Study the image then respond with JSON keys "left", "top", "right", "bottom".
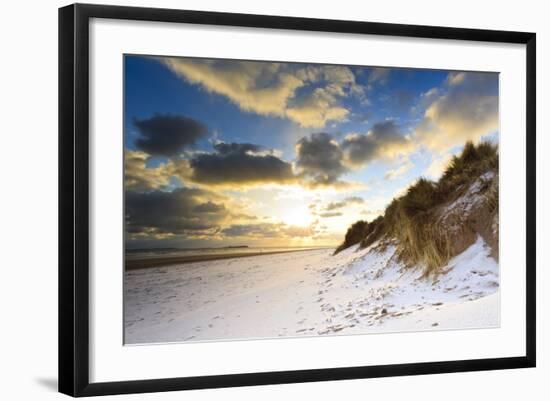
{"left": 384, "top": 159, "right": 414, "bottom": 180}
{"left": 324, "top": 196, "right": 364, "bottom": 211}
{"left": 425, "top": 153, "right": 453, "bottom": 180}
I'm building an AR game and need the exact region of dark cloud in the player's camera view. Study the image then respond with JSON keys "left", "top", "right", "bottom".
{"left": 193, "top": 201, "right": 226, "bottom": 214}
{"left": 125, "top": 187, "right": 227, "bottom": 236}
{"left": 324, "top": 196, "right": 364, "bottom": 211}
{"left": 319, "top": 212, "right": 343, "bottom": 218}
{"left": 134, "top": 114, "right": 208, "bottom": 156}
{"left": 345, "top": 196, "right": 364, "bottom": 204}
{"left": 324, "top": 201, "right": 345, "bottom": 211}
{"left": 342, "top": 120, "right": 412, "bottom": 167}
{"left": 295, "top": 133, "right": 348, "bottom": 185}
{"left": 190, "top": 142, "right": 295, "bottom": 186}
{"left": 213, "top": 142, "right": 261, "bottom": 155}
{"left": 221, "top": 223, "right": 282, "bottom": 238}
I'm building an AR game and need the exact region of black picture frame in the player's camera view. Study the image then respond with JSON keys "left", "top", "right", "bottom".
{"left": 58, "top": 3, "right": 536, "bottom": 397}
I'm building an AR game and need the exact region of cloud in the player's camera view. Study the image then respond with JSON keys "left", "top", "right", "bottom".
{"left": 160, "top": 58, "right": 360, "bottom": 128}
{"left": 384, "top": 159, "right": 414, "bottom": 180}
{"left": 125, "top": 187, "right": 228, "bottom": 237}
{"left": 221, "top": 222, "right": 315, "bottom": 238}
{"left": 368, "top": 67, "right": 391, "bottom": 84}
{"left": 281, "top": 225, "right": 316, "bottom": 237}
{"left": 286, "top": 87, "right": 349, "bottom": 128}
{"left": 411, "top": 87, "right": 440, "bottom": 115}
{"left": 342, "top": 120, "right": 414, "bottom": 167}
{"left": 295, "top": 133, "right": 348, "bottom": 185}
{"left": 324, "top": 196, "right": 364, "bottom": 211}
{"left": 193, "top": 201, "right": 226, "bottom": 213}
{"left": 292, "top": 127, "right": 414, "bottom": 188}
{"left": 447, "top": 71, "right": 466, "bottom": 86}
{"left": 345, "top": 196, "right": 364, "bottom": 204}
{"left": 124, "top": 150, "right": 193, "bottom": 192}
{"left": 124, "top": 150, "right": 173, "bottom": 191}
{"left": 415, "top": 72, "right": 499, "bottom": 151}
{"left": 361, "top": 209, "right": 385, "bottom": 220}
{"left": 221, "top": 223, "right": 280, "bottom": 238}
{"left": 189, "top": 142, "right": 296, "bottom": 187}
{"left": 425, "top": 153, "right": 453, "bottom": 180}
{"left": 126, "top": 134, "right": 361, "bottom": 192}
{"left": 133, "top": 114, "right": 208, "bottom": 156}
{"left": 319, "top": 212, "right": 343, "bottom": 218}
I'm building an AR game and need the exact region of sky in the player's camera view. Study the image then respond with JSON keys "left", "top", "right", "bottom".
{"left": 124, "top": 55, "right": 499, "bottom": 249}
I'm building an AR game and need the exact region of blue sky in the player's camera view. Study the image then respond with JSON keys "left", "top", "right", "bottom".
{"left": 124, "top": 55, "right": 499, "bottom": 249}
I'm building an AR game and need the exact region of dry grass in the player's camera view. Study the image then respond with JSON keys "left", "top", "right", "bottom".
{"left": 335, "top": 141, "right": 498, "bottom": 274}
{"left": 334, "top": 220, "right": 369, "bottom": 255}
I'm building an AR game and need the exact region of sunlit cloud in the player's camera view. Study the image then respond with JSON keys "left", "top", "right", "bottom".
{"left": 384, "top": 159, "right": 414, "bottom": 180}
{"left": 124, "top": 150, "right": 174, "bottom": 191}
{"left": 425, "top": 153, "right": 453, "bottom": 180}
{"left": 124, "top": 55, "right": 499, "bottom": 248}
{"left": 160, "top": 58, "right": 362, "bottom": 128}
{"left": 368, "top": 67, "right": 391, "bottom": 84}
{"left": 414, "top": 72, "right": 499, "bottom": 151}
{"left": 220, "top": 221, "right": 316, "bottom": 239}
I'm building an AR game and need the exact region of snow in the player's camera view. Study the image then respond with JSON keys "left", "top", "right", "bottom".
{"left": 440, "top": 170, "right": 496, "bottom": 220}
{"left": 124, "top": 236, "right": 499, "bottom": 344}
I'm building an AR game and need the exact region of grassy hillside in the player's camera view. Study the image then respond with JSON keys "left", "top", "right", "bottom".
{"left": 335, "top": 141, "right": 499, "bottom": 275}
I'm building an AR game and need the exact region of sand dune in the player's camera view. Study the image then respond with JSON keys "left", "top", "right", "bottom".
{"left": 124, "top": 236, "right": 499, "bottom": 344}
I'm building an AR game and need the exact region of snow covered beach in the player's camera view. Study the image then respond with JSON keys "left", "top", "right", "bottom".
{"left": 124, "top": 236, "right": 499, "bottom": 344}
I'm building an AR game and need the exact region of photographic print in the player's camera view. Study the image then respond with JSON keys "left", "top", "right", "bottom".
{"left": 123, "top": 55, "right": 499, "bottom": 345}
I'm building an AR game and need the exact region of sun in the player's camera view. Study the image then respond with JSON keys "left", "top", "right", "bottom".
{"left": 282, "top": 204, "right": 313, "bottom": 227}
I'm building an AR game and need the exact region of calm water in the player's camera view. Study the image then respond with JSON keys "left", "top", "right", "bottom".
{"left": 125, "top": 246, "right": 331, "bottom": 261}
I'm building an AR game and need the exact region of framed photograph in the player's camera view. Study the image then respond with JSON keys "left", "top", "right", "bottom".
{"left": 59, "top": 3, "right": 536, "bottom": 397}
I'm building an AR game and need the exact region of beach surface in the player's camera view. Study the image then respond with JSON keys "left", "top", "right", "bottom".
{"left": 124, "top": 236, "right": 499, "bottom": 344}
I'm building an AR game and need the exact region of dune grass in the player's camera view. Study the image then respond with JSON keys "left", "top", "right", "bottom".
{"left": 335, "top": 141, "right": 498, "bottom": 274}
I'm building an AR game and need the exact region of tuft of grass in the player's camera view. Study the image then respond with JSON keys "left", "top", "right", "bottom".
{"left": 335, "top": 141, "right": 498, "bottom": 273}
{"left": 334, "top": 220, "right": 369, "bottom": 254}
{"left": 437, "top": 141, "right": 498, "bottom": 198}
{"left": 360, "top": 216, "right": 385, "bottom": 249}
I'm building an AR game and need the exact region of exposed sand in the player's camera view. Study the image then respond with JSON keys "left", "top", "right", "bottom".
{"left": 124, "top": 236, "right": 499, "bottom": 344}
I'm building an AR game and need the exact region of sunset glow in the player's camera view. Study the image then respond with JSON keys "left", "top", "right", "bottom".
{"left": 124, "top": 56, "right": 499, "bottom": 249}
